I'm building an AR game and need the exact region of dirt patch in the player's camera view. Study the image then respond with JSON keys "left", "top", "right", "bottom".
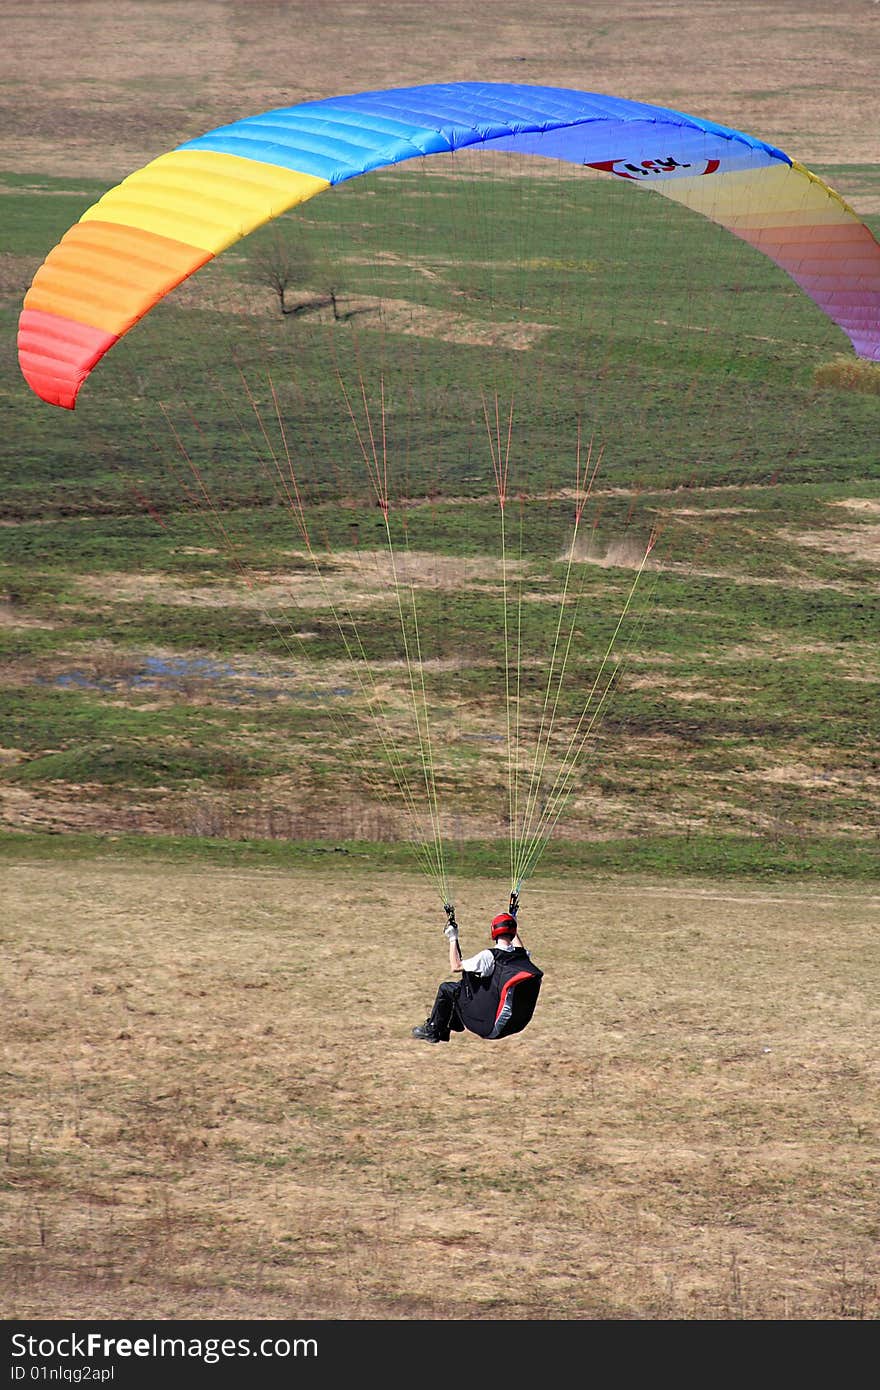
{"left": 74, "top": 551, "right": 529, "bottom": 611}
{"left": 746, "top": 761, "right": 880, "bottom": 796}
{"left": 783, "top": 524, "right": 880, "bottom": 566}
{"left": 0, "top": 601, "right": 56, "bottom": 630}
{"left": 352, "top": 297, "right": 552, "bottom": 351}
{"left": 831, "top": 499, "right": 880, "bottom": 516}
{"left": 625, "top": 675, "right": 739, "bottom": 705}
{"left": 666, "top": 507, "right": 758, "bottom": 518}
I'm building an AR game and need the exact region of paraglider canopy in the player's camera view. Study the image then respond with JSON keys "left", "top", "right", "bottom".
{"left": 18, "top": 82, "right": 880, "bottom": 408}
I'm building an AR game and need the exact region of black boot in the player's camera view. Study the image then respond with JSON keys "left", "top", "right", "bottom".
{"left": 411, "top": 1019, "right": 440, "bottom": 1043}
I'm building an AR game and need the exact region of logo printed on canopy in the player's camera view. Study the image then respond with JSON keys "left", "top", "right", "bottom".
{"left": 587, "top": 156, "right": 721, "bottom": 180}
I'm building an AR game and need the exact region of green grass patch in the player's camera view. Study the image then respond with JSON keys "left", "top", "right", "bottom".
{"left": 0, "top": 828, "right": 875, "bottom": 883}
{"left": 5, "top": 163, "right": 878, "bottom": 520}
{"left": 3, "top": 163, "right": 877, "bottom": 869}
{"left": 6, "top": 741, "right": 266, "bottom": 789}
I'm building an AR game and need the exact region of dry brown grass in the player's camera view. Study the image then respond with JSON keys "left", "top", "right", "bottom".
{"left": 781, "top": 524, "right": 880, "bottom": 566}
{"left": 73, "top": 550, "right": 529, "bottom": 611}
{"left": 2, "top": 859, "right": 878, "bottom": 1321}
{"left": 813, "top": 356, "right": 880, "bottom": 396}
{"left": 4, "top": 1, "right": 878, "bottom": 181}
{"left": 166, "top": 261, "right": 556, "bottom": 347}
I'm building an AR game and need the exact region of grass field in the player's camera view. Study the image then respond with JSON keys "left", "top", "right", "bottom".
{"left": 2, "top": 162, "right": 879, "bottom": 871}
{"left": 2, "top": 0, "right": 879, "bottom": 1327}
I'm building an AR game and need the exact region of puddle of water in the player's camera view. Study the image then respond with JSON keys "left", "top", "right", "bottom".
{"left": 137, "top": 656, "right": 237, "bottom": 684}
{"left": 44, "top": 655, "right": 353, "bottom": 702}
{"left": 54, "top": 670, "right": 99, "bottom": 689}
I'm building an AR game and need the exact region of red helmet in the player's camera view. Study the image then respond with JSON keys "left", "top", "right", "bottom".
{"left": 491, "top": 912, "right": 517, "bottom": 940}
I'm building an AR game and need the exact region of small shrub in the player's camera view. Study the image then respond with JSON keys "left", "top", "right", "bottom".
{"left": 813, "top": 355, "right": 880, "bottom": 396}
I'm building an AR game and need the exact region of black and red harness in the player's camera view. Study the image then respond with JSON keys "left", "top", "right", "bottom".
{"left": 458, "top": 946, "right": 543, "bottom": 1040}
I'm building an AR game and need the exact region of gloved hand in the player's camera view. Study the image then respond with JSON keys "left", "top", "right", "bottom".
{"left": 444, "top": 921, "right": 459, "bottom": 942}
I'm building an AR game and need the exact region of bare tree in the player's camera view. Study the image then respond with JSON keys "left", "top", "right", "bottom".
{"left": 248, "top": 228, "right": 349, "bottom": 319}
{"left": 247, "top": 229, "right": 317, "bottom": 316}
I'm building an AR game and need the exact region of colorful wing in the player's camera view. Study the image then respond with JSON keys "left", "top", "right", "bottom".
{"left": 18, "top": 83, "right": 880, "bottom": 408}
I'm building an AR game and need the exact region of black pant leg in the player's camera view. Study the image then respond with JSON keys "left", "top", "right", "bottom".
{"left": 428, "top": 979, "right": 464, "bottom": 1041}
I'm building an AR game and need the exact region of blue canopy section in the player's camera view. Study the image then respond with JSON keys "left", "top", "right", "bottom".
{"left": 178, "top": 82, "right": 790, "bottom": 185}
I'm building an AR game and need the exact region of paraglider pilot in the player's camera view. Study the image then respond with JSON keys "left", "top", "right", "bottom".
{"left": 411, "top": 898, "right": 543, "bottom": 1043}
